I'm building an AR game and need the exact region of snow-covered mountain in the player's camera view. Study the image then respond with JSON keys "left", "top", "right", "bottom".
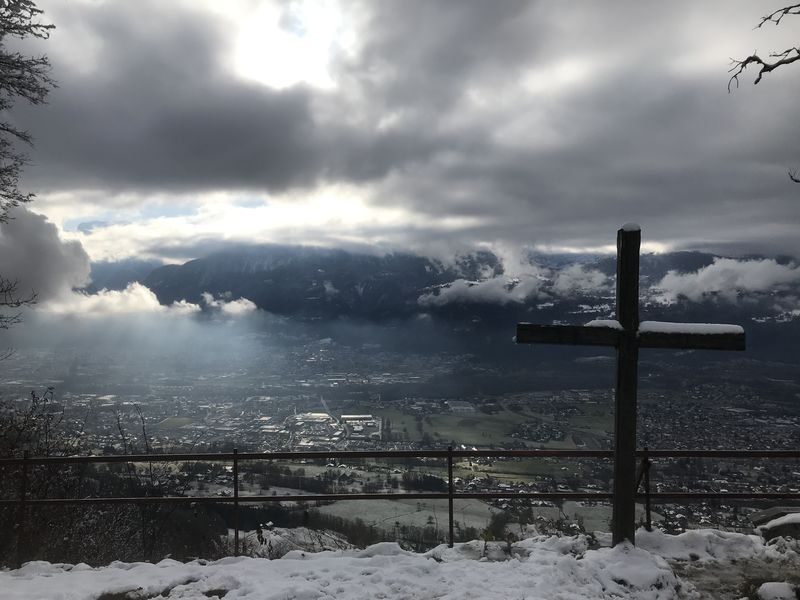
{"left": 84, "top": 245, "right": 800, "bottom": 327}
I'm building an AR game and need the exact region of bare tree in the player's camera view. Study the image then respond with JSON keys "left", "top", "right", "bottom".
{"left": 728, "top": 4, "right": 800, "bottom": 183}
{"left": 0, "top": 1, "right": 54, "bottom": 352}
{"left": 0, "top": 276, "right": 35, "bottom": 355}
{"left": 113, "top": 405, "right": 215, "bottom": 562}
{"left": 0, "top": 0, "right": 54, "bottom": 222}
{"left": 0, "top": 387, "right": 93, "bottom": 565}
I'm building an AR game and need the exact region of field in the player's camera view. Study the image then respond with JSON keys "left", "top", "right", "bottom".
{"left": 568, "top": 414, "right": 612, "bottom": 432}
{"left": 361, "top": 404, "right": 598, "bottom": 448}
{"left": 314, "top": 498, "right": 657, "bottom": 538}
{"left": 155, "top": 416, "right": 194, "bottom": 429}
{"left": 314, "top": 497, "right": 500, "bottom": 535}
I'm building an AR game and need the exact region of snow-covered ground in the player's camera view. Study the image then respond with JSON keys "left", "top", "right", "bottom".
{"left": 2, "top": 529, "right": 799, "bottom": 600}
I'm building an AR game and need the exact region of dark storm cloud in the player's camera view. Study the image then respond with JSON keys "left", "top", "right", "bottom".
{"left": 20, "top": 1, "right": 467, "bottom": 193}
{"left": 339, "top": 1, "right": 800, "bottom": 253}
{"left": 0, "top": 208, "right": 90, "bottom": 300}
{"left": 16, "top": 1, "right": 800, "bottom": 256}
{"left": 343, "top": 1, "right": 536, "bottom": 107}
{"left": 19, "top": 1, "right": 324, "bottom": 191}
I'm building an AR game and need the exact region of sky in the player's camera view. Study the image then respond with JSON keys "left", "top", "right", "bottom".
{"left": 2, "top": 0, "right": 800, "bottom": 316}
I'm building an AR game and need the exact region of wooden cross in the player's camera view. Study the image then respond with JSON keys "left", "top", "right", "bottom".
{"left": 516, "top": 224, "right": 745, "bottom": 545}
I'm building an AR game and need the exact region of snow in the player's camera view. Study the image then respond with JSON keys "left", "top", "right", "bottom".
{"left": 583, "top": 320, "right": 745, "bottom": 336}
{"left": 621, "top": 223, "right": 641, "bottom": 232}
{"left": 244, "top": 527, "right": 354, "bottom": 559}
{"left": 585, "top": 319, "right": 623, "bottom": 330}
{"left": 1, "top": 534, "right": 689, "bottom": 600}
{"left": 757, "top": 582, "right": 797, "bottom": 600}
{"left": 638, "top": 321, "right": 744, "bottom": 335}
{"left": 759, "top": 512, "right": 800, "bottom": 531}
{"left": 2, "top": 529, "right": 799, "bottom": 599}
{"left": 636, "top": 528, "right": 763, "bottom": 562}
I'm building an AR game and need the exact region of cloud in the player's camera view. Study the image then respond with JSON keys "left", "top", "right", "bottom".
{"left": 0, "top": 207, "right": 90, "bottom": 301}
{"left": 552, "top": 265, "right": 610, "bottom": 295}
{"left": 653, "top": 258, "right": 800, "bottom": 302}
{"left": 220, "top": 297, "right": 257, "bottom": 315}
{"left": 20, "top": 1, "right": 458, "bottom": 197}
{"left": 16, "top": 0, "right": 800, "bottom": 262}
{"left": 200, "top": 292, "right": 258, "bottom": 315}
{"left": 41, "top": 285, "right": 258, "bottom": 317}
{"left": 418, "top": 275, "right": 543, "bottom": 307}
{"left": 43, "top": 282, "right": 201, "bottom": 316}
{"left": 323, "top": 281, "right": 339, "bottom": 297}
{"left": 417, "top": 260, "right": 612, "bottom": 307}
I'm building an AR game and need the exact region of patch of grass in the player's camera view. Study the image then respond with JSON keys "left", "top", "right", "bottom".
{"left": 155, "top": 416, "right": 194, "bottom": 429}
{"left": 568, "top": 415, "right": 612, "bottom": 430}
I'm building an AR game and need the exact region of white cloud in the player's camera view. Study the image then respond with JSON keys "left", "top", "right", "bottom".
{"left": 552, "top": 265, "right": 610, "bottom": 295}
{"left": 43, "top": 283, "right": 201, "bottom": 316}
{"left": 654, "top": 258, "right": 800, "bottom": 302}
{"left": 418, "top": 275, "right": 543, "bottom": 307}
{"left": 201, "top": 292, "right": 258, "bottom": 315}
{"left": 323, "top": 280, "right": 339, "bottom": 297}
{"left": 228, "top": 0, "right": 356, "bottom": 90}
{"left": 417, "top": 261, "right": 612, "bottom": 307}
{"left": 220, "top": 297, "right": 257, "bottom": 315}
{"left": 41, "top": 284, "right": 258, "bottom": 318}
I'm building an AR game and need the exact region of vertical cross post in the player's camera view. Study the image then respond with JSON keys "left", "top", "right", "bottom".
{"left": 612, "top": 227, "right": 640, "bottom": 545}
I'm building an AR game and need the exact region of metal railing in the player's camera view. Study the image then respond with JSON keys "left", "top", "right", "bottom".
{"left": 1, "top": 447, "right": 799, "bottom": 564}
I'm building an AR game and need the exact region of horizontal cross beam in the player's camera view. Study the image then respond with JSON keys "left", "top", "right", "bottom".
{"left": 639, "top": 330, "right": 744, "bottom": 351}
{"left": 516, "top": 323, "right": 745, "bottom": 351}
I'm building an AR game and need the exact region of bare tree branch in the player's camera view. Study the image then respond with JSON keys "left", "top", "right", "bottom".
{"left": 728, "top": 5, "right": 800, "bottom": 184}
{"left": 728, "top": 47, "right": 800, "bottom": 90}
{"left": 0, "top": 276, "right": 36, "bottom": 356}
{"left": 728, "top": 4, "right": 800, "bottom": 91}
{"left": 756, "top": 3, "right": 800, "bottom": 27}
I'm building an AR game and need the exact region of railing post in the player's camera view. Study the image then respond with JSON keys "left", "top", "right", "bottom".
{"left": 16, "top": 450, "right": 28, "bottom": 569}
{"left": 635, "top": 448, "right": 653, "bottom": 532}
{"left": 643, "top": 448, "right": 652, "bottom": 532}
{"left": 233, "top": 448, "right": 239, "bottom": 556}
{"left": 447, "top": 446, "right": 454, "bottom": 548}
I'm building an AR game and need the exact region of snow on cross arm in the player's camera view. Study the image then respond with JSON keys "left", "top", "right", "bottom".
{"left": 584, "top": 320, "right": 744, "bottom": 336}
{"left": 638, "top": 321, "right": 745, "bottom": 335}
{"left": 585, "top": 319, "right": 623, "bottom": 330}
